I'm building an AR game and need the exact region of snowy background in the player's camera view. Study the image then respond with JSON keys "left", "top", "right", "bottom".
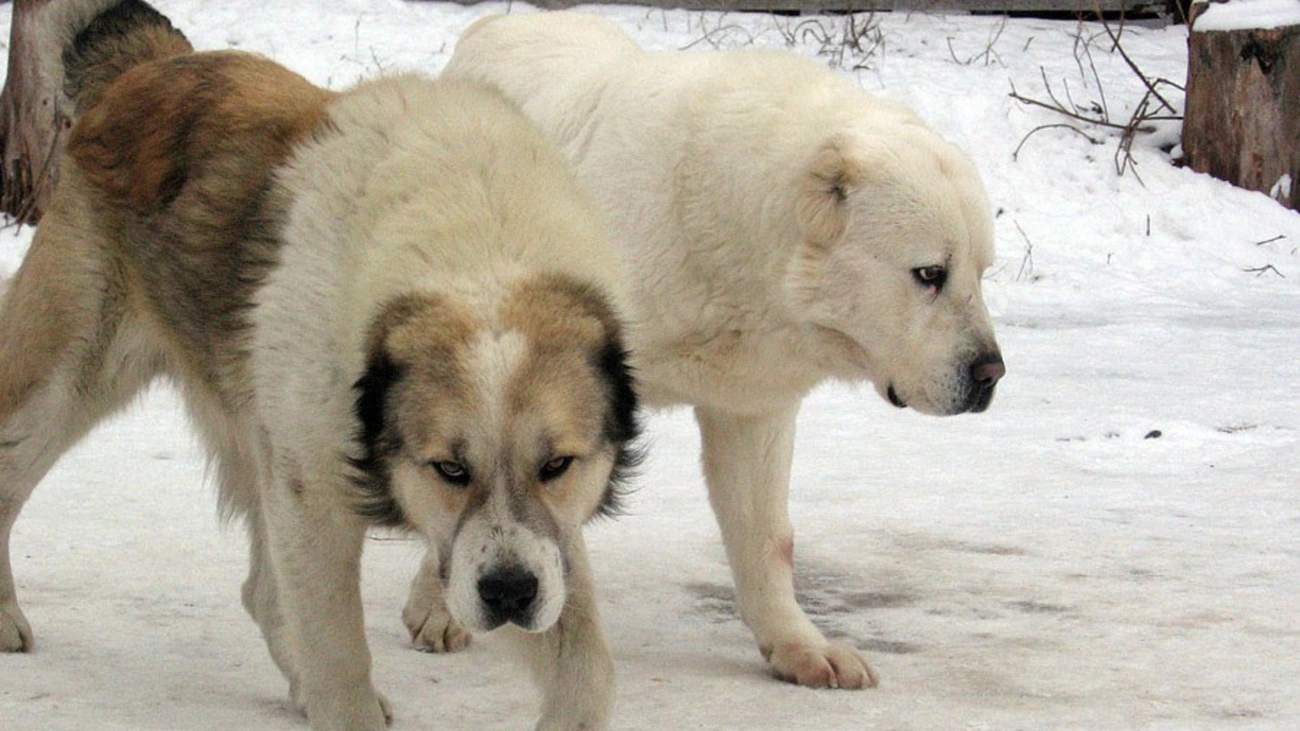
{"left": 2, "top": 1, "right": 1298, "bottom": 729}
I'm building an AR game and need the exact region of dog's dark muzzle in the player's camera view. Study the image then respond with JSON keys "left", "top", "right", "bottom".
{"left": 477, "top": 566, "right": 539, "bottom": 629}
{"left": 887, "top": 352, "right": 1006, "bottom": 413}
{"left": 965, "top": 353, "right": 1005, "bottom": 413}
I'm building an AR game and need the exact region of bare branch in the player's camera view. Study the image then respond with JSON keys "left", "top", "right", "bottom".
{"left": 1009, "top": 83, "right": 1139, "bottom": 132}
{"left": 1013, "top": 123, "right": 1103, "bottom": 161}
{"left": 1095, "top": 3, "right": 1177, "bottom": 114}
{"left": 1013, "top": 221, "right": 1035, "bottom": 282}
{"left": 1243, "top": 264, "right": 1286, "bottom": 278}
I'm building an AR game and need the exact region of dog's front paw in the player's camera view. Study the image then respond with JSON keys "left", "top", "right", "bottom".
{"left": 534, "top": 706, "right": 610, "bottom": 731}
{"left": 0, "top": 600, "right": 33, "bottom": 652}
{"left": 302, "top": 686, "right": 391, "bottom": 731}
{"left": 403, "top": 600, "right": 472, "bottom": 653}
{"left": 766, "top": 640, "right": 879, "bottom": 690}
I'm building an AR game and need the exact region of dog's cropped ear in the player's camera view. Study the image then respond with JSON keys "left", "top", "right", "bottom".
{"left": 351, "top": 293, "right": 478, "bottom": 511}
{"left": 797, "top": 136, "right": 855, "bottom": 248}
{"left": 502, "top": 274, "right": 641, "bottom": 453}
{"left": 592, "top": 324, "right": 643, "bottom": 519}
{"left": 350, "top": 296, "right": 431, "bottom": 527}
{"left": 501, "top": 274, "right": 644, "bottom": 518}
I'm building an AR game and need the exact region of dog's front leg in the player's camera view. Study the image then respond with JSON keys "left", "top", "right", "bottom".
{"left": 695, "top": 403, "right": 879, "bottom": 690}
{"left": 511, "top": 532, "right": 614, "bottom": 731}
{"left": 261, "top": 468, "right": 391, "bottom": 731}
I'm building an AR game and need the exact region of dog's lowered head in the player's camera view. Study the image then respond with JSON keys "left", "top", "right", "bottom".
{"left": 351, "top": 275, "right": 641, "bottom": 634}
{"left": 788, "top": 121, "right": 1006, "bottom": 416}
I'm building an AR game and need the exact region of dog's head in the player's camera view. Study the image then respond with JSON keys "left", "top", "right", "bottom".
{"left": 786, "top": 124, "right": 1004, "bottom": 416}
{"left": 351, "top": 274, "right": 640, "bottom": 632}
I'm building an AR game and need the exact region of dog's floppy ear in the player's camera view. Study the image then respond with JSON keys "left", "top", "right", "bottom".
{"left": 350, "top": 293, "right": 479, "bottom": 525}
{"left": 796, "top": 136, "right": 854, "bottom": 248}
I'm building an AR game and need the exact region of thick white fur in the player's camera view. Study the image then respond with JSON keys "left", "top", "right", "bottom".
{"left": 437, "top": 12, "right": 1003, "bottom": 689}
{"left": 249, "top": 76, "right": 622, "bottom": 730}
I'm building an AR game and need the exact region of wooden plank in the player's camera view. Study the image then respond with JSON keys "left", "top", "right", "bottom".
{"left": 429, "top": 0, "right": 1171, "bottom": 14}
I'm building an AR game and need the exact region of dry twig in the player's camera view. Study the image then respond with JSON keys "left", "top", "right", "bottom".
{"left": 1243, "top": 264, "right": 1286, "bottom": 278}
{"left": 1008, "top": 9, "right": 1184, "bottom": 183}
{"left": 1012, "top": 123, "right": 1103, "bottom": 161}
{"left": 777, "top": 13, "right": 884, "bottom": 70}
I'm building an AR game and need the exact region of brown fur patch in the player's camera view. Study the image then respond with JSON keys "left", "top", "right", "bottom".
{"left": 0, "top": 169, "right": 108, "bottom": 421}
{"left": 70, "top": 51, "right": 332, "bottom": 210}
{"left": 58, "top": 51, "right": 338, "bottom": 404}
{"left": 368, "top": 293, "right": 481, "bottom": 370}
{"left": 500, "top": 275, "right": 618, "bottom": 446}
{"left": 500, "top": 273, "right": 620, "bottom": 346}
{"left": 367, "top": 293, "right": 486, "bottom": 462}
{"left": 499, "top": 275, "right": 634, "bottom": 523}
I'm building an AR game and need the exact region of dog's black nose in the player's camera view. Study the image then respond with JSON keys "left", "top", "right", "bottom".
{"left": 971, "top": 353, "right": 1006, "bottom": 388}
{"left": 966, "top": 353, "right": 1005, "bottom": 413}
{"left": 478, "top": 567, "right": 539, "bottom": 623}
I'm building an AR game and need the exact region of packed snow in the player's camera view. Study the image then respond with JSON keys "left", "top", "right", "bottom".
{"left": 1193, "top": 0, "right": 1300, "bottom": 31}
{"left": 2, "top": 1, "right": 1298, "bottom": 729}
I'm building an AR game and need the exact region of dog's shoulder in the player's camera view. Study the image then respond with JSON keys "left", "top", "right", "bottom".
{"left": 69, "top": 50, "right": 333, "bottom": 210}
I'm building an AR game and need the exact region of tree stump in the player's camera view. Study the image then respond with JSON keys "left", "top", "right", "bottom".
{"left": 0, "top": 0, "right": 68, "bottom": 225}
{"left": 1182, "top": 3, "right": 1299, "bottom": 210}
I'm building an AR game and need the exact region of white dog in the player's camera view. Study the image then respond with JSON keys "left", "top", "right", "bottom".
{"left": 422, "top": 11, "right": 1006, "bottom": 690}
{"left": 0, "top": 3, "right": 638, "bottom": 729}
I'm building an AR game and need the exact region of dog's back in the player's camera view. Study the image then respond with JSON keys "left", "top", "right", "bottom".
{"left": 294, "top": 76, "right": 618, "bottom": 312}
{"left": 454, "top": 12, "right": 639, "bottom": 83}
{"left": 259, "top": 74, "right": 626, "bottom": 397}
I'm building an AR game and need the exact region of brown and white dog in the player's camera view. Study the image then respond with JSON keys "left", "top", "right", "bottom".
{"left": 428, "top": 11, "right": 1006, "bottom": 690}
{"left": 0, "top": 2, "right": 639, "bottom": 729}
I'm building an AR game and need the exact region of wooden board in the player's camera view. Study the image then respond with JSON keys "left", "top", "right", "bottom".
{"left": 426, "top": 1, "right": 1172, "bottom": 15}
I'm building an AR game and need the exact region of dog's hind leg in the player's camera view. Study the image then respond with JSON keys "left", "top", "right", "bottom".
{"left": 0, "top": 189, "right": 162, "bottom": 652}
{"left": 510, "top": 532, "right": 614, "bottom": 731}
{"left": 241, "top": 494, "right": 304, "bottom": 707}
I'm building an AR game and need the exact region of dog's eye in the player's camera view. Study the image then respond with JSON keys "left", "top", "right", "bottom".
{"left": 430, "top": 460, "right": 471, "bottom": 486}
{"left": 539, "top": 456, "right": 574, "bottom": 482}
{"left": 912, "top": 266, "right": 947, "bottom": 291}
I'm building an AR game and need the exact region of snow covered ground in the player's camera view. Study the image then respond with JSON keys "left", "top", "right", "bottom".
{"left": 2, "top": 1, "right": 1298, "bottom": 729}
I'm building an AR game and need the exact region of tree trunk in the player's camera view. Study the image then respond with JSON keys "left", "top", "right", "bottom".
{"left": 1183, "top": 6, "right": 1299, "bottom": 210}
{"left": 0, "top": 0, "right": 68, "bottom": 225}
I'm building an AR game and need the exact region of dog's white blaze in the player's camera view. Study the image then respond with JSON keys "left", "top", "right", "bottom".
{"left": 443, "top": 328, "right": 567, "bottom": 633}
{"left": 468, "top": 328, "right": 526, "bottom": 434}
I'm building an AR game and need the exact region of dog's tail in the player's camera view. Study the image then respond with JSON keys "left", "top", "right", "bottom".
{"left": 58, "top": 0, "right": 192, "bottom": 116}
